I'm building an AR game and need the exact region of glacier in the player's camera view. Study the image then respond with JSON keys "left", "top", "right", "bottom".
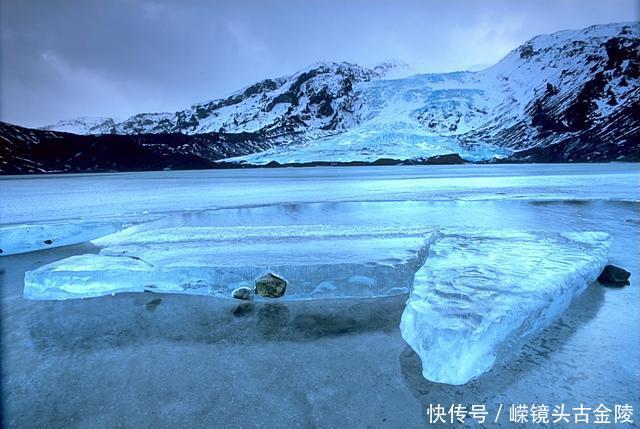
{"left": 225, "top": 72, "right": 512, "bottom": 164}
{"left": 24, "top": 225, "right": 436, "bottom": 300}
{"left": 220, "top": 22, "right": 639, "bottom": 165}
{"left": 400, "top": 229, "right": 611, "bottom": 385}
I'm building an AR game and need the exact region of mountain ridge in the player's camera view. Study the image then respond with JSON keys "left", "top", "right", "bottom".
{"left": 2, "top": 21, "right": 638, "bottom": 173}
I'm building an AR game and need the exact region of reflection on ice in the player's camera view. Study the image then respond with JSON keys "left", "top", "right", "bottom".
{"left": 400, "top": 229, "right": 611, "bottom": 385}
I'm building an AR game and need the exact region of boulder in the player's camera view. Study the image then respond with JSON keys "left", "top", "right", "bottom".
{"left": 232, "top": 286, "right": 254, "bottom": 301}
{"left": 255, "top": 273, "right": 287, "bottom": 298}
{"left": 597, "top": 264, "right": 631, "bottom": 286}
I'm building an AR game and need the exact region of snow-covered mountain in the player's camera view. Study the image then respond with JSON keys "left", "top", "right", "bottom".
{"left": 42, "top": 62, "right": 401, "bottom": 137}
{"left": 24, "top": 22, "right": 640, "bottom": 168}
{"left": 41, "top": 116, "right": 120, "bottom": 135}
{"left": 230, "top": 21, "right": 639, "bottom": 164}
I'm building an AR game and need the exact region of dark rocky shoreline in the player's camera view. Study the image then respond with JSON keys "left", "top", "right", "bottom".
{"left": 2, "top": 119, "right": 637, "bottom": 176}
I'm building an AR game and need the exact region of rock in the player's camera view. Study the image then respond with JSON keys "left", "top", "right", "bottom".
{"left": 231, "top": 286, "right": 254, "bottom": 301}
{"left": 423, "top": 153, "right": 466, "bottom": 165}
{"left": 145, "top": 298, "right": 162, "bottom": 311}
{"left": 597, "top": 265, "right": 631, "bottom": 286}
{"left": 255, "top": 273, "right": 287, "bottom": 298}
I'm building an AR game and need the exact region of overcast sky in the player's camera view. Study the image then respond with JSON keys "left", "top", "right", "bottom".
{"left": 1, "top": 0, "right": 637, "bottom": 127}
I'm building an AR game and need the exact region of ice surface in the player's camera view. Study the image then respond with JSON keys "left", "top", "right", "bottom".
{"left": 1, "top": 164, "right": 637, "bottom": 227}
{"left": 8, "top": 166, "right": 632, "bottom": 399}
{"left": 24, "top": 225, "right": 436, "bottom": 300}
{"left": 0, "top": 220, "right": 127, "bottom": 256}
{"left": 2, "top": 168, "right": 638, "bottom": 428}
{"left": 400, "top": 229, "right": 611, "bottom": 385}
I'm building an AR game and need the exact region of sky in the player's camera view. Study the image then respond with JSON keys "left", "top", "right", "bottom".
{"left": 1, "top": 0, "right": 638, "bottom": 128}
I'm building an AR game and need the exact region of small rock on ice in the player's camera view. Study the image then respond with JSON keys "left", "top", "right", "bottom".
{"left": 232, "top": 286, "right": 254, "bottom": 301}
{"left": 255, "top": 273, "right": 287, "bottom": 298}
{"left": 597, "top": 264, "right": 631, "bottom": 286}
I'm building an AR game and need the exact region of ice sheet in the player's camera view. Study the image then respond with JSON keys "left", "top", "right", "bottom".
{"left": 0, "top": 221, "right": 128, "bottom": 256}
{"left": 24, "top": 225, "right": 436, "bottom": 300}
{"left": 400, "top": 229, "right": 611, "bottom": 385}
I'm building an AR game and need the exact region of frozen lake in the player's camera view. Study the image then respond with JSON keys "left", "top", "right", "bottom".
{"left": 1, "top": 164, "right": 638, "bottom": 427}
{"left": 1, "top": 163, "right": 637, "bottom": 225}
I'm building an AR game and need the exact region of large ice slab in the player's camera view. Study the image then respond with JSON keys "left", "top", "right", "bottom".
{"left": 400, "top": 229, "right": 611, "bottom": 385}
{"left": 0, "top": 220, "right": 128, "bottom": 256}
{"left": 24, "top": 225, "right": 436, "bottom": 300}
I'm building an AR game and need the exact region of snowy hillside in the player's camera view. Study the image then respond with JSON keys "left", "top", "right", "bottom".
{"left": 41, "top": 116, "right": 119, "bottom": 135}
{"left": 463, "top": 22, "right": 639, "bottom": 160}
{"left": 29, "top": 22, "right": 640, "bottom": 166}
{"left": 229, "top": 72, "right": 509, "bottom": 163}
{"left": 42, "top": 62, "right": 396, "bottom": 137}
{"left": 231, "top": 22, "right": 639, "bottom": 164}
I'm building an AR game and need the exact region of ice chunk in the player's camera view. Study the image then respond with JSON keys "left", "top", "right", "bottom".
{"left": 400, "top": 229, "right": 611, "bottom": 385}
{"left": 24, "top": 225, "right": 436, "bottom": 300}
{"left": 0, "top": 220, "right": 128, "bottom": 256}
{"left": 24, "top": 254, "right": 150, "bottom": 299}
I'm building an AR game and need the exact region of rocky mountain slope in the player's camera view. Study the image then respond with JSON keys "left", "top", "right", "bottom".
{"left": 464, "top": 21, "right": 639, "bottom": 162}
{"left": 0, "top": 122, "right": 276, "bottom": 174}
{"left": 42, "top": 62, "right": 403, "bottom": 137}
{"left": 3, "top": 22, "right": 638, "bottom": 174}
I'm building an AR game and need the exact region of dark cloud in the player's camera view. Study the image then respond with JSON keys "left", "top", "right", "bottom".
{"left": 1, "top": 0, "right": 637, "bottom": 127}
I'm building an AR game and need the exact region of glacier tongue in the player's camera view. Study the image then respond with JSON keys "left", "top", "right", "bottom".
{"left": 24, "top": 225, "right": 436, "bottom": 300}
{"left": 400, "top": 229, "right": 611, "bottom": 385}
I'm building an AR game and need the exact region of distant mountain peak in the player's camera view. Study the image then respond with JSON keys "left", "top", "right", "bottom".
{"left": 371, "top": 60, "right": 413, "bottom": 78}
{"left": 40, "top": 116, "right": 119, "bottom": 135}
